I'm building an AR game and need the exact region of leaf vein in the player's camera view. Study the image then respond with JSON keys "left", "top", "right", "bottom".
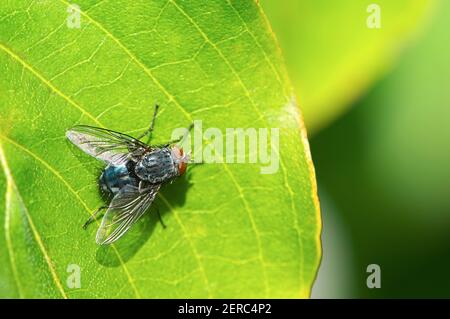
{"left": 158, "top": 195, "right": 213, "bottom": 298}
{"left": 0, "top": 142, "right": 67, "bottom": 298}
{"left": 0, "top": 135, "right": 141, "bottom": 298}
{"left": 0, "top": 144, "right": 25, "bottom": 298}
{"left": 57, "top": 0, "right": 192, "bottom": 121}
{"left": 0, "top": 43, "right": 102, "bottom": 127}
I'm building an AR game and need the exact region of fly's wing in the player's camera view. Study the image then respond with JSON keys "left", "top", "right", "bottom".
{"left": 66, "top": 125, "right": 148, "bottom": 165}
{"left": 96, "top": 183, "right": 161, "bottom": 245}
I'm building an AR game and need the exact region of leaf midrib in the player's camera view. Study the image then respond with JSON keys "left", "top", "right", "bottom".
{"left": 0, "top": 142, "right": 67, "bottom": 298}
{"left": 0, "top": 143, "right": 24, "bottom": 298}
{"left": 0, "top": 135, "right": 141, "bottom": 298}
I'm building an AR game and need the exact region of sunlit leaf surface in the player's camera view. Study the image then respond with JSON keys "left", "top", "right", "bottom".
{"left": 0, "top": 0, "right": 320, "bottom": 298}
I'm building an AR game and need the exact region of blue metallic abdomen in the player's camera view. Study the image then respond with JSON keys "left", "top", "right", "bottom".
{"left": 99, "top": 162, "right": 139, "bottom": 197}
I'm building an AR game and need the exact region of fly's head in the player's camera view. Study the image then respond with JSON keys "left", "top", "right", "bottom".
{"left": 171, "top": 146, "right": 190, "bottom": 176}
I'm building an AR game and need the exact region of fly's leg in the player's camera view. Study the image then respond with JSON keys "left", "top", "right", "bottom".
{"left": 138, "top": 180, "right": 146, "bottom": 193}
{"left": 83, "top": 206, "right": 107, "bottom": 229}
{"left": 158, "top": 138, "right": 181, "bottom": 148}
{"left": 159, "top": 122, "right": 194, "bottom": 147}
{"left": 157, "top": 208, "right": 166, "bottom": 229}
{"left": 153, "top": 204, "right": 166, "bottom": 228}
{"left": 136, "top": 104, "right": 159, "bottom": 143}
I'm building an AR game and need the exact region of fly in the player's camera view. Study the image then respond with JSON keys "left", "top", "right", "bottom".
{"left": 66, "top": 104, "right": 192, "bottom": 245}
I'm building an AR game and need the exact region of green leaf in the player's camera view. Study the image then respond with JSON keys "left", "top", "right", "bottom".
{"left": 261, "top": 0, "right": 435, "bottom": 133}
{"left": 0, "top": 0, "right": 320, "bottom": 298}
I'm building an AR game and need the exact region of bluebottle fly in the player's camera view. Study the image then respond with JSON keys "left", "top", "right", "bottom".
{"left": 66, "top": 105, "right": 192, "bottom": 245}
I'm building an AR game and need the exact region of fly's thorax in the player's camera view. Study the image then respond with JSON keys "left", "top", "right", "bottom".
{"left": 135, "top": 147, "right": 179, "bottom": 184}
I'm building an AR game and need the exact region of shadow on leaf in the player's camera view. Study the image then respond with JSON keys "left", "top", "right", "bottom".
{"left": 95, "top": 174, "right": 193, "bottom": 267}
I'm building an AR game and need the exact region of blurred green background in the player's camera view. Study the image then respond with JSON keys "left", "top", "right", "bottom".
{"left": 262, "top": 0, "right": 450, "bottom": 297}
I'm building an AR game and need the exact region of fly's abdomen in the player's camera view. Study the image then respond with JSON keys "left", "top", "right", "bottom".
{"left": 135, "top": 148, "right": 177, "bottom": 184}
{"left": 100, "top": 162, "right": 139, "bottom": 197}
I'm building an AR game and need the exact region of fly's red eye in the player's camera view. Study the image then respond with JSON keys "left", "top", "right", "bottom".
{"left": 178, "top": 161, "right": 187, "bottom": 176}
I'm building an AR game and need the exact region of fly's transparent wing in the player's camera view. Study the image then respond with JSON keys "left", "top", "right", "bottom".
{"left": 96, "top": 183, "right": 161, "bottom": 245}
{"left": 66, "top": 125, "right": 148, "bottom": 165}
